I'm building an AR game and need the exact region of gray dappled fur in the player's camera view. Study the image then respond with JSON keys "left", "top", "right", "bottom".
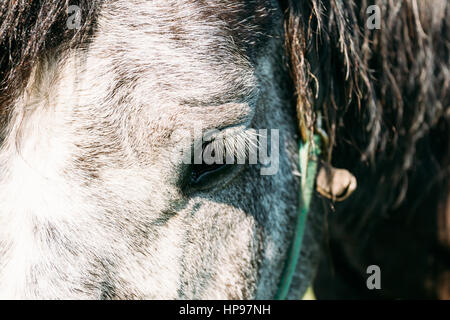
{"left": 0, "top": 0, "right": 448, "bottom": 299}
{"left": 0, "top": 0, "right": 321, "bottom": 299}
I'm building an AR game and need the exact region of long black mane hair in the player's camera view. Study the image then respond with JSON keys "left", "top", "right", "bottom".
{"left": 0, "top": 1, "right": 99, "bottom": 122}
{"left": 281, "top": 0, "right": 449, "bottom": 219}
{"left": 280, "top": 0, "right": 449, "bottom": 298}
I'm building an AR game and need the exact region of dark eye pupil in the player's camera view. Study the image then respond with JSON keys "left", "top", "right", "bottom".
{"left": 191, "top": 143, "right": 228, "bottom": 183}
{"left": 191, "top": 162, "right": 227, "bottom": 183}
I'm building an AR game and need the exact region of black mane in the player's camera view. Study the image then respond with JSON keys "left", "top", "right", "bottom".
{"left": 282, "top": 0, "right": 449, "bottom": 299}
{"left": 283, "top": 0, "right": 449, "bottom": 222}
{"left": 0, "top": 1, "right": 100, "bottom": 119}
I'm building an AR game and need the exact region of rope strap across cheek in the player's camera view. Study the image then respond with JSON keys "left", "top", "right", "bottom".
{"left": 274, "top": 134, "right": 321, "bottom": 300}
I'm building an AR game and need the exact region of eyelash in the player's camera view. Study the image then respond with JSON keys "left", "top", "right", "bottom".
{"left": 202, "top": 130, "right": 259, "bottom": 160}
{"left": 189, "top": 129, "right": 259, "bottom": 186}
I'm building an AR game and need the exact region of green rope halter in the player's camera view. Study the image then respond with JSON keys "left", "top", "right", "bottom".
{"left": 274, "top": 134, "right": 321, "bottom": 300}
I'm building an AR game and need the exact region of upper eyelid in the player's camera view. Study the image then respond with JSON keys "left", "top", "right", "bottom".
{"left": 201, "top": 127, "right": 259, "bottom": 151}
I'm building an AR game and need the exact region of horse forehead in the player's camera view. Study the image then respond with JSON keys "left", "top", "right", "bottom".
{"left": 91, "top": 0, "right": 279, "bottom": 134}
{"left": 199, "top": 0, "right": 278, "bottom": 55}
{"left": 106, "top": 0, "right": 278, "bottom": 60}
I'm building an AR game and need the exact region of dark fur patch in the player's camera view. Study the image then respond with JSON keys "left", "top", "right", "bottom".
{"left": 198, "top": 0, "right": 278, "bottom": 63}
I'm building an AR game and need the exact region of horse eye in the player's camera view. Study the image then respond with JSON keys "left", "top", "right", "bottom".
{"left": 183, "top": 136, "right": 247, "bottom": 192}
{"left": 191, "top": 161, "right": 228, "bottom": 184}
{"left": 190, "top": 142, "right": 230, "bottom": 188}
